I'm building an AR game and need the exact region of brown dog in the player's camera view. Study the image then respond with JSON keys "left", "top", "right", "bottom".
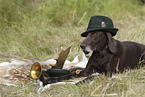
{"left": 79, "top": 31, "right": 145, "bottom": 76}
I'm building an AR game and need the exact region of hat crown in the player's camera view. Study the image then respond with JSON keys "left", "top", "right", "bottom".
{"left": 81, "top": 15, "right": 118, "bottom": 37}
{"left": 87, "top": 16, "right": 114, "bottom": 29}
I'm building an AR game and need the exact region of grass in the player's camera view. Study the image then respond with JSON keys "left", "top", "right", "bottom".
{"left": 0, "top": 67, "right": 145, "bottom": 97}
{"left": 0, "top": 0, "right": 145, "bottom": 96}
{"left": 0, "top": 0, "right": 145, "bottom": 60}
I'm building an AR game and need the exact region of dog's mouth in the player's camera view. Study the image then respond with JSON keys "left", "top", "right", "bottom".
{"left": 82, "top": 47, "right": 93, "bottom": 54}
{"left": 83, "top": 51, "right": 90, "bottom": 54}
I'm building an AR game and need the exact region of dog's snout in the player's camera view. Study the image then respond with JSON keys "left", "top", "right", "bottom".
{"left": 80, "top": 44, "right": 86, "bottom": 49}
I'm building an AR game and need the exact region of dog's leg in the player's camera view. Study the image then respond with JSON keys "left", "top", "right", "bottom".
{"left": 105, "top": 64, "right": 112, "bottom": 76}
{"left": 104, "top": 56, "right": 119, "bottom": 76}
{"left": 76, "top": 54, "right": 96, "bottom": 77}
{"left": 77, "top": 65, "right": 94, "bottom": 77}
{"left": 140, "top": 51, "right": 145, "bottom": 64}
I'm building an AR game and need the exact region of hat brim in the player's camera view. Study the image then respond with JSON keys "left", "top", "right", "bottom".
{"left": 81, "top": 28, "right": 118, "bottom": 37}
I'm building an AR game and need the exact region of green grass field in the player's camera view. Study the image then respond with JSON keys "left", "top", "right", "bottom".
{"left": 0, "top": 0, "right": 145, "bottom": 96}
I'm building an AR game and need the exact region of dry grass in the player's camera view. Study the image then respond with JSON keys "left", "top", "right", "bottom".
{"left": 0, "top": 67, "right": 145, "bottom": 97}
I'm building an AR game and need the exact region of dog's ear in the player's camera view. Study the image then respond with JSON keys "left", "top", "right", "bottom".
{"left": 106, "top": 32, "right": 117, "bottom": 53}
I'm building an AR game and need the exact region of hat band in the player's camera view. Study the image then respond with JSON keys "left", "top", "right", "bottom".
{"left": 87, "top": 26, "right": 113, "bottom": 30}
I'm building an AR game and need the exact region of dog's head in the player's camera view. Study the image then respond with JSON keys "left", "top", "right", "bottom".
{"left": 80, "top": 31, "right": 117, "bottom": 54}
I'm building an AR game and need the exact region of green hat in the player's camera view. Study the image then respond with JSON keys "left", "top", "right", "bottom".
{"left": 81, "top": 15, "right": 118, "bottom": 37}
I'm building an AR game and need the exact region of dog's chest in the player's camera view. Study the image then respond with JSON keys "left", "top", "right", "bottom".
{"left": 92, "top": 50, "right": 111, "bottom": 66}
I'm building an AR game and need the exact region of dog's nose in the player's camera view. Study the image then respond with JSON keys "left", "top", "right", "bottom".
{"left": 80, "top": 44, "right": 86, "bottom": 49}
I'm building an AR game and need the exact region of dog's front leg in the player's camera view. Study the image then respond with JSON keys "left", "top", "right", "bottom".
{"left": 77, "top": 64, "right": 94, "bottom": 77}
{"left": 104, "top": 56, "right": 115, "bottom": 76}
{"left": 76, "top": 57, "right": 96, "bottom": 77}
{"left": 105, "top": 64, "right": 112, "bottom": 76}
{"left": 105, "top": 56, "right": 119, "bottom": 76}
{"left": 141, "top": 51, "right": 145, "bottom": 64}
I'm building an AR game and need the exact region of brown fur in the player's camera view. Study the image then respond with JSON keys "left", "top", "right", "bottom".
{"left": 79, "top": 31, "right": 145, "bottom": 76}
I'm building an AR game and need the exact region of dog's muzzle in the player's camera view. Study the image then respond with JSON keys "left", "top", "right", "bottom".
{"left": 80, "top": 44, "right": 92, "bottom": 54}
